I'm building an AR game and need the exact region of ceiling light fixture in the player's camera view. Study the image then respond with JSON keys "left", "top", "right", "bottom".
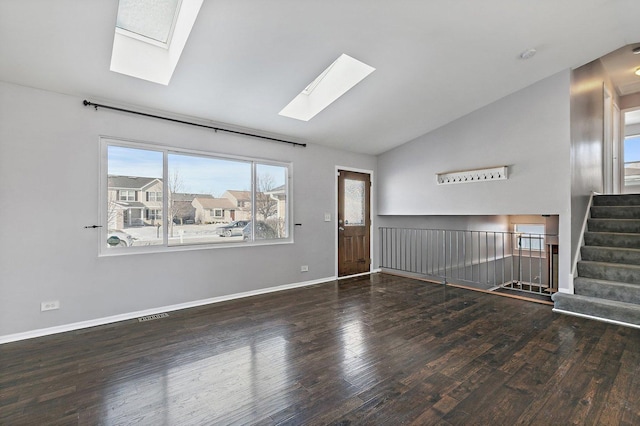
{"left": 279, "top": 54, "right": 375, "bottom": 121}
{"left": 519, "top": 48, "right": 537, "bottom": 60}
{"left": 635, "top": 67, "right": 640, "bottom": 76}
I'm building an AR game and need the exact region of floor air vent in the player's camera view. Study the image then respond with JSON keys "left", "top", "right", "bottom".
{"left": 138, "top": 313, "right": 169, "bottom": 322}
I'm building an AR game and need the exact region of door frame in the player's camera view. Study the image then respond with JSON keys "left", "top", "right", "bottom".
{"left": 621, "top": 106, "right": 640, "bottom": 194}
{"left": 613, "top": 102, "right": 622, "bottom": 194}
{"left": 335, "top": 166, "right": 375, "bottom": 278}
{"left": 603, "top": 86, "right": 612, "bottom": 193}
{"left": 604, "top": 85, "right": 623, "bottom": 194}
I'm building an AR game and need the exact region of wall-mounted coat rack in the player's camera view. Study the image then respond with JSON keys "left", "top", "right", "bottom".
{"left": 436, "top": 165, "right": 508, "bottom": 185}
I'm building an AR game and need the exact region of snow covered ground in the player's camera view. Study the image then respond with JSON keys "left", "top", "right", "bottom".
{"left": 124, "top": 224, "right": 244, "bottom": 246}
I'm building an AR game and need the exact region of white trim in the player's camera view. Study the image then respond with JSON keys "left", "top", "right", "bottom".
{"left": 613, "top": 102, "right": 622, "bottom": 194}
{"left": 337, "top": 270, "right": 379, "bottom": 280}
{"left": 0, "top": 276, "right": 335, "bottom": 345}
{"left": 335, "top": 166, "right": 375, "bottom": 278}
{"left": 571, "top": 191, "right": 597, "bottom": 278}
{"left": 552, "top": 308, "right": 640, "bottom": 330}
{"left": 604, "top": 86, "right": 613, "bottom": 194}
{"left": 115, "top": 27, "right": 171, "bottom": 50}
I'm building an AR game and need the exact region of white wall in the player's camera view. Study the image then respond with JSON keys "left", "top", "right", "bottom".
{"left": 569, "top": 60, "right": 612, "bottom": 278}
{"left": 377, "top": 71, "right": 572, "bottom": 290}
{"left": 376, "top": 215, "right": 510, "bottom": 232}
{"left": 0, "top": 81, "right": 376, "bottom": 339}
{"left": 621, "top": 93, "right": 640, "bottom": 111}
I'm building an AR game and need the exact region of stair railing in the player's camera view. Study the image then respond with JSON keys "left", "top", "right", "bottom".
{"left": 379, "top": 227, "right": 556, "bottom": 295}
{"left": 571, "top": 192, "right": 598, "bottom": 282}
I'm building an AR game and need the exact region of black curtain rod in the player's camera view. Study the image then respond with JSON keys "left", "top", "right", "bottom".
{"left": 83, "top": 100, "right": 306, "bottom": 148}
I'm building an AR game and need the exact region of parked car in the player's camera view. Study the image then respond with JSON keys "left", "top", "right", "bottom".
{"left": 242, "top": 221, "right": 278, "bottom": 240}
{"left": 215, "top": 220, "right": 249, "bottom": 237}
{"left": 107, "top": 230, "right": 134, "bottom": 247}
{"left": 173, "top": 218, "right": 195, "bottom": 225}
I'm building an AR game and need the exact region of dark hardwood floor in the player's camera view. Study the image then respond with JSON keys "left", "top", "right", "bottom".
{"left": 2, "top": 273, "right": 640, "bottom": 425}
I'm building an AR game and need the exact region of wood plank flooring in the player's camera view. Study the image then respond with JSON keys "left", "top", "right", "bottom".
{"left": 2, "top": 273, "right": 640, "bottom": 425}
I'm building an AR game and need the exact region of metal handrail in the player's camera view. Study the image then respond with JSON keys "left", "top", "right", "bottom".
{"left": 379, "top": 227, "right": 558, "bottom": 295}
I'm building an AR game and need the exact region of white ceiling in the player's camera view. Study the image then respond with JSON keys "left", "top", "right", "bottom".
{"left": 600, "top": 43, "right": 640, "bottom": 96}
{"left": 1, "top": 0, "right": 640, "bottom": 155}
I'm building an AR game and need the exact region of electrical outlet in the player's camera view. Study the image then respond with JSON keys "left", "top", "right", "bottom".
{"left": 301, "top": 265, "right": 309, "bottom": 272}
{"left": 41, "top": 300, "right": 60, "bottom": 311}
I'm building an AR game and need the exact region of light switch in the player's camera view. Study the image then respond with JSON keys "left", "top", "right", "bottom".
{"left": 324, "top": 213, "right": 331, "bottom": 222}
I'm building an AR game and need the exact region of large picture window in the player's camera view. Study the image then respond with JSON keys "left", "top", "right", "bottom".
{"left": 102, "top": 138, "right": 291, "bottom": 253}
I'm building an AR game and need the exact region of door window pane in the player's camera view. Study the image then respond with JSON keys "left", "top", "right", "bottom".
{"left": 167, "top": 153, "right": 251, "bottom": 246}
{"left": 344, "top": 179, "right": 365, "bottom": 226}
{"left": 107, "top": 146, "right": 163, "bottom": 248}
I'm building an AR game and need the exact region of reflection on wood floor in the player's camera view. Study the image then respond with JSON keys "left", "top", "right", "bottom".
{"left": 2, "top": 273, "right": 640, "bottom": 425}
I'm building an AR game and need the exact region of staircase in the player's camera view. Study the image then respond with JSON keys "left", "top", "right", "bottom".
{"left": 552, "top": 194, "right": 640, "bottom": 327}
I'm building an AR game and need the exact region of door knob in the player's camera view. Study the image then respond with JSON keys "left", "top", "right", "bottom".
{"left": 338, "top": 226, "right": 345, "bottom": 231}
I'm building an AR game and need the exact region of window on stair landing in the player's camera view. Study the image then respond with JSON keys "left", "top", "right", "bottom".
{"left": 514, "top": 224, "right": 545, "bottom": 251}
{"left": 624, "top": 134, "right": 640, "bottom": 187}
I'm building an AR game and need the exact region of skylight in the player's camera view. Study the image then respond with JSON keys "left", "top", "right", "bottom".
{"left": 110, "top": 0, "right": 203, "bottom": 85}
{"left": 279, "top": 54, "right": 375, "bottom": 121}
{"left": 116, "top": 0, "right": 181, "bottom": 46}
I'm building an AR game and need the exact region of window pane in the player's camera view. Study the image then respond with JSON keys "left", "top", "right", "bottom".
{"left": 344, "top": 179, "right": 365, "bottom": 226}
{"left": 107, "top": 146, "right": 163, "bottom": 248}
{"left": 254, "top": 164, "right": 288, "bottom": 240}
{"left": 514, "top": 224, "right": 545, "bottom": 250}
{"left": 624, "top": 135, "right": 640, "bottom": 186}
{"left": 167, "top": 153, "right": 251, "bottom": 246}
{"left": 116, "top": 0, "right": 180, "bottom": 44}
{"left": 103, "top": 139, "right": 292, "bottom": 254}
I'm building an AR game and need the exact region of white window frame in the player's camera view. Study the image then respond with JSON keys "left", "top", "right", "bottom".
{"left": 514, "top": 224, "right": 545, "bottom": 252}
{"left": 119, "top": 190, "right": 135, "bottom": 201}
{"left": 100, "top": 137, "right": 293, "bottom": 256}
{"left": 624, "top": 133, "right": 640, "bottom": 185}
{"left": 147, "top": 209, "right": 162, "bottom": 220}
{"left": 212, "top": 208, "right": 223, "bottom": 218}
{"left": 147, "top": 191, "right": 162, "bottom": 202}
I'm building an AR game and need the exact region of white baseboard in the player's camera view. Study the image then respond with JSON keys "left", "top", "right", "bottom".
{"left": 552, "top": 308, "right": 640, "bottom": 330}
{"left": 337, "top": 269, "right": 381, "bottom": 280}
{"left": 0, "top": 276, "right": 336, "bottom": 344}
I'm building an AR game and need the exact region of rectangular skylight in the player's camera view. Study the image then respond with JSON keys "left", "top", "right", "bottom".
{"left": 110, "top": 0, "right": 203, "bottom": 85}
{"left": 279, "top": 54, "right": 375, "bottom": 121}
{"left": 116, "top": 0, "right": 181, "bottom": 46}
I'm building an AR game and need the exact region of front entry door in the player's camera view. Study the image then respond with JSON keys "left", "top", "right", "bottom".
{"left": 338, "top": 170, "right": 371, "bottom": 277}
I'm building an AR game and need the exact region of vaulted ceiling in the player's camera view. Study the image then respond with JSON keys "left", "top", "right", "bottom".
{"left": 1, "top": 0, "right": 640, "bottom": 154}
